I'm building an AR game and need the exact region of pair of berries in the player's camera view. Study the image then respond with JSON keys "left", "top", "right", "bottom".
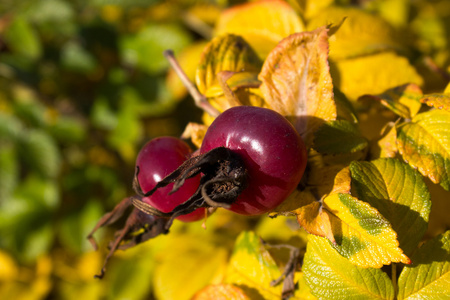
{"left": 135, "top": 106, "right": 307, "bottom": 220}
{"left": 88, "top": 106, "right": 307, "bottom": 278}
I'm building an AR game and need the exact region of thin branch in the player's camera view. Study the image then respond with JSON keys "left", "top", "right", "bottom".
{"left": 164, "top": 50, "right": 220, "bottom": 117}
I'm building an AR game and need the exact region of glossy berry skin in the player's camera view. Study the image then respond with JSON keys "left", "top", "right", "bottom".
{"left": 200, "top": 106, "right": 307, "bottom": 215}
{"left": 136, "top": 137, "right": 204, "bottom": 222}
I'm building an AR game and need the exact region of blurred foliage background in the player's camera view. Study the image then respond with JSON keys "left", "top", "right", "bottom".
{"left": 0, "top": 0, "right": 449, "bottom": 299}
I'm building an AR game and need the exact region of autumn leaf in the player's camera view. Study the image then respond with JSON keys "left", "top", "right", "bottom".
{"left": 397, "top": 230, "right": 450, "bottom": 299}
{"left": 215, "top": 0, "right": 304, "bottom": 60}
{"left": 181, "top": 122, "right": 208, "bottom": 149}
{"left": 303, "top": 235, "right": 395, "bottom": 299}
{"left": 359, "top": 83, "right": 423, "bottom": 119}
{"left": 153, "top": 235, "right": 228, "bottom": 300}
{"left": 195, "top": 34, "right": 262, "bottom": 98}
{"left": 350, "top": 158, "right": 431, "bottom": 256}
{"left": 330, "top": 52, "right": 423, "bottom": 101}
{"left": 278, "top": 166, "right": 351, "bottom": 244}
{"left": 420, "top": 93, "right": 450, "bottom": 111}
{"left": 224, "top": 231, "right": 282, "bottom": 300}
{"left": 307, "top": 6, "right": 404, "bottom": 59}
{"left": 370, "top": 122, "right": 399, "bottom": 159}
{"left": 192, "top": 284, "right": 250, "bottom": 300}
{"left": 323, "top": 193, "right": 410, "bottom": 268}
{"left": 259, "top": 26, "right": 336, "bottom": 146}
{"left": 397, "top": 109, "right": 450, "bottom": 190}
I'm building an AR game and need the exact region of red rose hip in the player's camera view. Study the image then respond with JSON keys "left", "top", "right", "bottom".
{"left": 200, "top": 106, "right": 307, "bottom": 215}
{"left": 136, "top": 136, "right": 204, "bottom": 222}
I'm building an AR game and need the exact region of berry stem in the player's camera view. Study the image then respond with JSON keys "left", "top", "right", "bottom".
{"left": 164, "top": 50, "right": 220, "bottom": 117}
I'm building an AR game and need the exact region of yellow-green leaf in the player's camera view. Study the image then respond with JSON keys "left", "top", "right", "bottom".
{"left": 398, "top": 230, "right": 450, "bottom": 300}
{"left": 303, "top": 235, "right": 395, "bottom": 299}
{"left": 259, "top": 27, "right": 336, "bottom": 146}
{"left": 307, "top": 6, "right": 404, "bottom": 60}
{"left": 313, "top": 120, "right": 368, "bottom": 155}
{"left": 225, "top": 231, "right": 282, "bottom": 300}
{"left": 350, "top": 158, "right": 431, "bottom": 256}
{"left": 359, "top": 83, "right": 423, "bottom": 119}
{"left": 397, "top": 109, "right": 450, "bottom": 190}
{"left": 195, "top": 34, "right": 262, "bottom": 98}
{"left": 420, "top": 93, "right": 450, "bottom": 112}
{"left": 215, "top": 0, "right": 304, "bottom": 60}
{"left": 324, "top": 193, "right": 410, "bottom": 268}
{"left": 331, "top": 52, "right": 423, "bottom": 101}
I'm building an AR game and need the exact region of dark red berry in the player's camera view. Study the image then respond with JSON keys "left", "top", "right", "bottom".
{"left": 136, "top": 136, "right": 205, "bottom": 222}
{"left": 200, "top": 106, "right": 307, "bottom": 215}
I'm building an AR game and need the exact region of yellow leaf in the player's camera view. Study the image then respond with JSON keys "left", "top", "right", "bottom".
{"left": 420, "top": 93, "right": 450, "bottom": 112}
{"left": 154, "top": 235, "right": 228, "bottom": 300}
{"left": 215, "top": 0, "right": 304, "bottom": 60}
{"left": 307, "top": 6, "right": 404, "bottom": 60}
{"left": 324, "top": 193, "right": 410, "bottom": 268}
{"left": 331, "top": 52, "right": 423, "bottom": 101}
{"left": 0, "top": 250, "right": 18, "bottom": 281}
{"left": 259, "top": 27, "right": 336, "bottom": 146}
{"left": 182, "top": 122, "right": 208, "bottom": 149}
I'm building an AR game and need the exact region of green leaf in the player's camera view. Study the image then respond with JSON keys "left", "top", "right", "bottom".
{"left": 350, "top": 158, "right": 431, "bottom": 256}
{"left": 0, "top": 112, "right": 24, "bottom": 141}
{"left": 18, "top": 129, "right": 61, "bottom": 178}
{"left": 303, "top": 234, "right": 395, "bottom": 300}
{"left": 313, "top": 120, "right": 368, "bottom": 155}
{"left": 49, "top": 116, "right": 86, "bottom": 143}
{"left": 397, "top": 109, "right": 450, "bottom": 190}
{"left": 4, "top": 16, "right": 42, "bottom": 60}
{"left": 225, "top": 231, "right": 281, "bottom": 299}
{"left": 398, "top": 230, "right": 450, "bottom": 300}
{"left": 60, "top": 41, "right": 97, "bottom": 73}
{"left": 120, "top": 23, "right": 192, "bottom": 74}
{"left": 59, "top": 200, "right": 104, "bottom": 253}
{"left": 22, "top": 0, "right": 75, "bottom": 23}
{"left": 0, "top": 144, "right": 19, "bottom": 202}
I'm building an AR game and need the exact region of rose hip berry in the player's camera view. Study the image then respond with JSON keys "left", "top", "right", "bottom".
{"left": 200, "top": 106, "right": 307, "bottom": 215}
{"left": 135, "top": 136, "right": 205, "bottom": 222}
